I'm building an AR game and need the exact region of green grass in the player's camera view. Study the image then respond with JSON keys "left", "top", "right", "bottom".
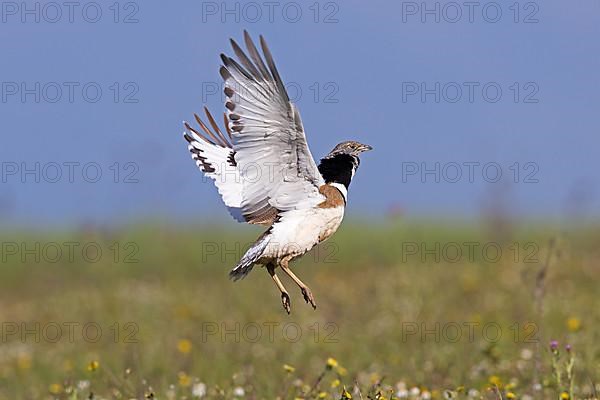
{"left": 0, "top": 220, "right": 598, "bottom": 399}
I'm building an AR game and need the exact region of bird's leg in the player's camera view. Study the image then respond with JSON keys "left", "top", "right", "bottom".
{"left": 267, "top": 263, "right": 291, "bottom": 314}
{"left": 280, "top": 257, "right": 316, "bottom": 310}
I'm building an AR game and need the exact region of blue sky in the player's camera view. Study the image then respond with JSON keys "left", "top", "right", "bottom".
{"left": 0, "top": 0, "right": 598, "bottom": 226}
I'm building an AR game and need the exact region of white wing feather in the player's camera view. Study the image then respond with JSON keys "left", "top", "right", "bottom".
{"left": 183, "top": 110, "right": 245, "bottom": 223}
{"left": 219, "top": 31, "right": 325, "bottom": 223}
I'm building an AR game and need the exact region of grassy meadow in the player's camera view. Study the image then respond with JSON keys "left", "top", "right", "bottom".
{"left": 0, "top": 219, "right": 599, "bottom": 399}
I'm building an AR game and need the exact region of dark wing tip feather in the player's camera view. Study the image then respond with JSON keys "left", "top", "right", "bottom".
{"left": 219, "top": 66, "right": 231, "bottom": 80}
{"left": 204, "top": 106, "right": 232, "bottom": 148}
{"left": 258, "top": 35, "right": 290, "bottom": 103}
{"left": 221, "top": 50, "right": 254, "bottom": 82}
{"left": 220, "top": 53, "right": 230, "bottom": 66}
{"left": 183, "top": 122, "right": 206, "bottom": 142}
{"left": 183, "top": 130, "right": 194, "bottom": 144}
{"left": 230, "top": 38, "right": 261, "bottom": 80}
{"left": 227, "top": 57, "right": 254, "bottom": 81}
{"left": 190, "top": 112, "right": 226, "bottom": 147}
{"left": 243, "top": 31, "right": 271, "bottom": 81}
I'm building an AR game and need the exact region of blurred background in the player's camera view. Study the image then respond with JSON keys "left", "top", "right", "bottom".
{"left": 0, "top": 0, "right": 599, "bottom": 399}
{"left": 0, "top": 0, "right": 598, "bottom": 226}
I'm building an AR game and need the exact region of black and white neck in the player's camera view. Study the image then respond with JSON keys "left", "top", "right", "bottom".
{"left": 318, "top": 153, "right": 360, "bottom": 203}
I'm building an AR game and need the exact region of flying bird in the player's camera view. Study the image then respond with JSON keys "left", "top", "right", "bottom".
{"left": 183, "top": 31, "right": 371, "bottom": 313}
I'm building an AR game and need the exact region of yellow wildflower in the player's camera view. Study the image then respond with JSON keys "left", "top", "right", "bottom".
{"left": 506, "top": 392, "right": 516, "bottom": 399}
{"left": 488, "top": 375, "right": 501, "bottom": 387}
{"left": 318, "top": 392, "right": 328, "bottom": 399}
{"left": 567, "top": 317, "right": 581, "bottom": 332}
{"left": 49, "top": 383, "right": 63, "bottom": 394}
{"left": 283, "top": 364, "right": 295, "bottom": 373}
{"left": 178, "top": 371, "right": 191, "bottom": 387}
{"left": 560, "top": 392, "right": 570, "bottom": 400}
{"left": 341, "top": 386, "right": 352, "bottom": 399}
{"left": 17, "top": 354, "right": 32, "bottom": 371}
{"left": 337, "top": 366, "right": 348, "bottom": 376}
{"left": 177, "top": 339, "right": 192, "bottom": 354}
{"left": 87, "top": 360, "right": 99, "bottom": 372}
{"left": 326, "top": 357, "right": 338, "bottom": 370}
{"left": 331, "top": 379, "right": 341, "bottom": 388}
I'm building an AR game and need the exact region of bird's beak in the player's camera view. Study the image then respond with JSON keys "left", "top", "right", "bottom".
{"left": 360, "top": 144, "right": 373, "bottom": 152}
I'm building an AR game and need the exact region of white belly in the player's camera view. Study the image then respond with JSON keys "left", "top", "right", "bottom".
{"left": 261, "top": 206, "right": 345, "bottom": 260}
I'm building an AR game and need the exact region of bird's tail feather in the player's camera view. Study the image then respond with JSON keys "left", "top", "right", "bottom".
{"left": 229, "top": 233, "right": 270, "bottom": 281}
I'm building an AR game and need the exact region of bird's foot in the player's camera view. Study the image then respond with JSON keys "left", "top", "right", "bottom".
{"left": 301, "top": 287, "right": 317, "bottom": 310}
{"left": 281, "top": 292, "right": 291, "bottom": 314}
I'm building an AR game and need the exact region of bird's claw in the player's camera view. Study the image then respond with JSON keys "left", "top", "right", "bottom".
{"left": 301, "top": 287, "right": 317, "bottom": 310}
{"left": 281, "top": 292, "right": 291, "bottom": 314}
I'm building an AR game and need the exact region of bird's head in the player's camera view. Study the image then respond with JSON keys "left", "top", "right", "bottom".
{"left": 324, "top": 141, "right": 373, "bottom": 159}
{"left": 318, "top": 141, "right": 372, "bottom": 189}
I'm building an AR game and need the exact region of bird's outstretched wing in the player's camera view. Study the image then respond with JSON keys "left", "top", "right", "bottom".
{"left": 219, "top": 31, "right": 325, "bottom": 225}
{"left": 183, "top": 108, "right": 245, "bottom": 223}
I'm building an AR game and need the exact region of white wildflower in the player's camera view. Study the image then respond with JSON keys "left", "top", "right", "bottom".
{"left": 520, "top": 348, "right": 533, "bottom": 360}
{"left": 77, "top": 380, "right": 90, "bottom": 390}
{"left": 192, "top": 382, "right": 207, "bottom": 398}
